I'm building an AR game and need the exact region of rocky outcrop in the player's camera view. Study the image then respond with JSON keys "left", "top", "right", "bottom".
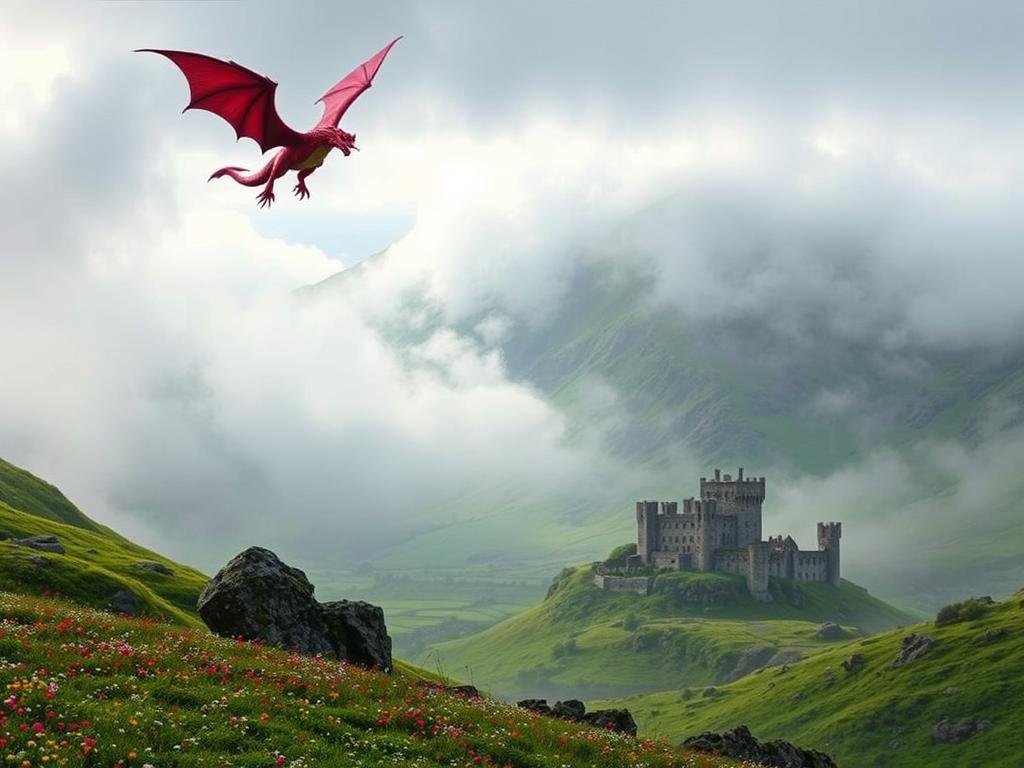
{"left": 931, "top": 717, "right": 990, "bottom": 744}
{"left": 133, "top": 560, "right": 174, "bottom": 576}
{"left": 198, "top": 547, "right": 392, "bottom": 671}
{"left": 841, "top": 653, "right": 866, "bottom": 674}
{"left": 14, "top": 535, "right": 65, "bottom": 554}
{"left": 891, "top": 633, "right": 935, "bottom": 667}
{"left": 816, "top": 622, "right": 843, "bottom": 640}
{"left": 682, "top": 725, "right": 837, "bottom": 768}
{"left": 108, "top": 589, "right": 139, "bottom": 616}
{"left": 516, "top": 698, "right": 637, "bottom": 735}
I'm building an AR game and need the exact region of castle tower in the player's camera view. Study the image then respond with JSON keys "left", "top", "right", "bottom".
{"left": 695, "top": 499, "right": 717, "bottom": 571}
{"left": 636, "top": 501, "right": 660, "bottom": 564}
{"left": 746, "top": 541, "right": 771, "bottom": 601}
{"left": 700, "top": 468, "right": 765, "bottom": 547}
{"left": 817, "top": 522, "right": 842, "bottom": 587}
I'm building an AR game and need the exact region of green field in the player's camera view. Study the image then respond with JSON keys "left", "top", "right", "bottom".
{"left": 600, "top": 593, "right": 1024, "bottom": 767}
{"left": 422, "top": 564, "right": 913, "bottom": 701}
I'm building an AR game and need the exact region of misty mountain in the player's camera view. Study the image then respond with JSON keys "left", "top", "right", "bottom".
{"left": 306, "top": 223, "right": 1024, "bottom": 611}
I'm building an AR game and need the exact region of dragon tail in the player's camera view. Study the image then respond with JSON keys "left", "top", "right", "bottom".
{"left": 208, "top": 164, "right": 273, "bottom": 187}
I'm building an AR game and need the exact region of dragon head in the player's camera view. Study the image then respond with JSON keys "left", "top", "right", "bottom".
{"left": 330, "top": 128, "right": 357, "bottom": 155}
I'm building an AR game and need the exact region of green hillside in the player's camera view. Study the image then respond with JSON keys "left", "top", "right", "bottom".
{"left": 605, "top": 593, "right": 1024, "bottom": 767}
{"left": 422, "top": 563, "right": 913, "bottom": 701}
{"left": 0, "top": 456, "right": 207, "bottom": 625}
{"left": 0, "top": 456, "right": 101, "bottom": 531}
{"left": 0, "top": 590, "right": 751, "bottom": 768}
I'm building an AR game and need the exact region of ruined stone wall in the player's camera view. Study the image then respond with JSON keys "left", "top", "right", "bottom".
{"left": 713, "top": 548, "right": 750, "bottom": 575}
{"left": 593, "top": 573, "right": 653, "bottom": 595}
{"left": 794, "top": 551, "right": 829, "bottom": 582}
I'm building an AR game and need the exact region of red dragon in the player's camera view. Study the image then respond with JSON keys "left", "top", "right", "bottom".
{"left": 139, "top": 38, "right": 400, "bottom": 208}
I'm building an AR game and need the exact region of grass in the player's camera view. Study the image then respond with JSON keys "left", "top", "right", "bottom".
{"left": 0, "top": 590, "right": 754, "bottom": 768}
{"left": 0, "top": 500, "right": 207, "bottom": 627}
{"left": 422, "top": 565, "right": 913, "bottom": 701}
{"left": 600, "top": 592, "right": 1024, "bottom": 767}
{"left": 0, "top": 458, "right": 100, "bottom": 532}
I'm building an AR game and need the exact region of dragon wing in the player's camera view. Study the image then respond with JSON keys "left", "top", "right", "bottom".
{"left": 138, "top": 49, "right": 303, "bottom": 153}
{"left": 316, "top": 37, "right": 401, "bottom": 129}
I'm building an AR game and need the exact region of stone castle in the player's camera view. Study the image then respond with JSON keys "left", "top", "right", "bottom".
{"left": 630, "top": 469, "right": 841, "bottom": 601}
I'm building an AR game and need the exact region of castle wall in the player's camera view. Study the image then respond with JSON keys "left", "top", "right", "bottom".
{"left": 747, "top": 541, "right": 770, "bottom": 600}
{"left": 713, "top": 548, "right": 749, "bottom": 575}
{"left": 699, "top": 469, "right": 765, "bottom": 547}
{"left": 793, "top": 551, "right": 829, "bottom": 582}
{"left": 593, "top": 573, "right": 653, "bottom": 595}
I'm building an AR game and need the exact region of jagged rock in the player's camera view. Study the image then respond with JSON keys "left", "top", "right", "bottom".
{"left": 816, "top": 622, "right": 843, "bottom": 640}
{"left": 892, "top": 633, "right": 935, "bottom": 667}
{"left": 932, "top": 717, "right": 991, "bottom": 744}
{"left": 552, "top": 699, "right": 586, "bottom": 720}
{"left": 583, "top": 709, "right": 638, "bottom": 736}
{"left": 320, "top": 600, "right": 393, "bottom": 671}
{"left": 515, "top": 698, "right": 636, "bottom": 734}
{"left": 702, "top": 686, "right": 718, "bottom": 697}
{"left": 133, "top": 560, "right": 174, "bottom": 576}
{"left": 14, "top": 535, "right": 64, "bottom": 554}
{"left": 517, "top": 699, "right": 552, "bottom": 716}
{"left": 197, "top": 547, "right": 392, "bottom": 671}
{"left": 108, "top": 589, "right": 139, "bottom": 616}
{"left": 682, "top": 725, "right": 837, "bottom": 768}
{"left": 842, "top": 653, "right": 866, "bottom": 674}
{"left": 21, "top": 554, "right": 50, "bottom": 568}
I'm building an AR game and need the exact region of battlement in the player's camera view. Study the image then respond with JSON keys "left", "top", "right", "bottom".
{"left": 699, "top": 468, "right": 766, "bottom": 500}
{"left": 681, "top": 497, "right": 717, "bottom": 515}
{"left": 817, "top": 521, "right": 842, "bottom": 539}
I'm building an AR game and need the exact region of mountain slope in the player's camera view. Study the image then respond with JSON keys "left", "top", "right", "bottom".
{"left": 0, "top": 456, "right": 101, "bottom": 531}
{"left": 423, "top": 564, "right": 913, "bottom": 701}
{"left": 605, "top": 593, "right": 1024, "bottom": 767}
{"left": 0, "top": 456, "right": 207, "bottom": 625}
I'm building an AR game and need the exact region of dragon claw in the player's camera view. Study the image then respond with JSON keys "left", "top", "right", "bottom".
{"left": 293, "top": 182, "right": 310, "bottom": 200}
{"left": 257, "top": 189, "right": 276, "bottom": 209}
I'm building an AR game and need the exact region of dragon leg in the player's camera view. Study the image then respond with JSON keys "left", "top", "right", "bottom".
{"left": 294, "top": 168, "right": 315, "bottom": 200}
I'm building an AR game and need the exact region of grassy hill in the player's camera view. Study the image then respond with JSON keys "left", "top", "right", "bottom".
{"left": 603, "top": 593, "right": 1024, "bottom": 767}
{"left": 422, "top": 564, "right": 914, "bottom": 701}
{"left": 0, "top": 590, "right": 753, "bottom": 768}
{"left": 0, "top": 456, "right": 207, "bottom": 625}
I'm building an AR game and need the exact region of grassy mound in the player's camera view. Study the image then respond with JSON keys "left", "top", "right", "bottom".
{"left": 422, "top": 565, "right": 913, "bottom": 700}
{"left": 604, "top": 592, "right": 1024, "bottom": 767}
{"left": 0, "top": 457, "right": 100, "bottom": 531}
{"left": 0, "top": 591, "right": 752, "bottom": 768}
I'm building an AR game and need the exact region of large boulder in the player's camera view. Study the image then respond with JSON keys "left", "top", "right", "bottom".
{"left": 198, "top": 547, "right": 392, "bottom": 671}
{"left": 816, "top": 622, "right": 843, "bottom": 640}
{"left": 682, "top": 725, "right": 837, "bottom": 768}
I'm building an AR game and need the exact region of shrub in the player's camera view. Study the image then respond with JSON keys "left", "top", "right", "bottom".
{"left": 935, "top": 597, "right": 991, "bottom": 627}
{"left": 606, "top": 542, "right": 638, "bottom": 563}
{"left": 622, "top": 611, "right": 641, "bottom": 631}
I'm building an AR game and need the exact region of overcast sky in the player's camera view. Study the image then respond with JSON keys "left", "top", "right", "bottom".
{"left": 1, "top": 2, "right": 1022, "bottom": 571}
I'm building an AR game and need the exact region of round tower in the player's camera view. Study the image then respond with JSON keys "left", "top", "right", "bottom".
{"left": 695, "top": 499, "right": 717, "bottom": 571}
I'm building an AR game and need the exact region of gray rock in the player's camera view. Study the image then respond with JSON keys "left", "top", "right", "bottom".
{"left": 842, "top": 653, "right": 867, "bottom": 674}
{"left": 816, "top": 622, "right": 843, "bottom": 640}
{"left": 320, "top": 600, "right": 393, "bottom": 671}
{"left": 133, "top": 560, "right": 174, "bottom": 576}
{"left": 197, "top": 547, "right": 392, "bottom": 671}
{"left": 682, "top": 725, "right": 837, "bottom": 767}
{"left": 14, "top": 535, "right": 64, "bottom": 554}
{"left": 583, "top": 708, "right": 637, "bottom": 736}
{"left": 21, "top": 554, "right": 50, "bottom": 568}
{"left": 0, "top": 531, "right": 13, "bottom": 541}
{"left": 892, "top": 633, "right": 936, "bottom": 667}
{"left": 932, "top": 717, "right": 990, "bottom": 744}
{"left": 943, "top": 687, "right": 960, "bottom": 696}
{"left": 552, "top": 699, "right": 586, "bottom": 720}
{"left": 108, "top": 589, "right": 139, "bottom": 616}
{"left": 515, "top": 698, "right": 636, "bottom": 735}
{"left": 972, "top": 627, "right": 1008, "bottom": 645}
